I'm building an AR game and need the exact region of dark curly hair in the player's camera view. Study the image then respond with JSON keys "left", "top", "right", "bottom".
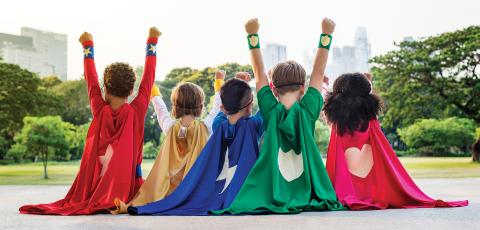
{"left": 103, "top": 62, "right": 136, "bottom": 98}
{"left": 220, "top": 78, "right": 253, "bottom": 115}
{"left": 323, "top": 73, "right": 383, "bottom": 135}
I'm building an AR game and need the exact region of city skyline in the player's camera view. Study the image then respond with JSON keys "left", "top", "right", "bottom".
{"left": 0, "top": 0, "right": 478, "bottom": 81}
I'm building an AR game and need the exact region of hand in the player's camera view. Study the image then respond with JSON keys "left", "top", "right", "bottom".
{"left": 245, "top": 18, "right": 260, "bottom": 34}
{"left": 215, "top": 70, "right": 226, "bottom": 80}
{"left": 149, "top": 27, "right": 161, "bottom": 38}
{"left": 323, "top": 75, "right": 330, "bottom": 86}
{"left": 322, "top": 18, "right": 335, "bottom": 35}
{"left": 78, "top": 32, "right": 93, "bottom": 44}
{"left": 363, "top": 73, "right": 373, "bottom": 81}
{"left": 235, "top": 72, "right": 251, "bottom": 82}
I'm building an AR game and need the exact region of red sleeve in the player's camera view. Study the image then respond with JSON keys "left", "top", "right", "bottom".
{"left": 131, "top": 37, "right": 158, "bottom": 115}
{"left": 82, "top": 40, "right": 107, "bottom": 116}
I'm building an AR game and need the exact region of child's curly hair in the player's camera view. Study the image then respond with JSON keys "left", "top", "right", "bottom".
{"left": 171, "top": 82, "right": 205, "bottom": 118}
{"left": 103, "top": 62, "right": 136, "bottom": 98}
{"left": 323, "top": 73, "right": 383, "bottom": 135}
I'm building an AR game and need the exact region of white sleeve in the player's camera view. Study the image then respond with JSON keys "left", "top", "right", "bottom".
{"left": 203, "top": 92, "right": 222, "bottom": 133}
{"left": 152, "top": 96, "right": 176, "bottom": 133}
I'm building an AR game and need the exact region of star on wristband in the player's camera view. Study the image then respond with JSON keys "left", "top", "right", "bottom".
{"left": 146, "top": 43, "right": 157, "bottom": 56}
{"left": 318, "top": 34, "right": 333, "bottom": 50}
{"left": 83, "top": 46, "right": 94, "bottom": 59}
{"left": 247, "top": 34, "right": 260, "bottom": 50}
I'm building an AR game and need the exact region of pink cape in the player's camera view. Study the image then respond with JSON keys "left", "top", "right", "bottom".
{"left": 326, "top": 119, "right": 468, "bottom": 210}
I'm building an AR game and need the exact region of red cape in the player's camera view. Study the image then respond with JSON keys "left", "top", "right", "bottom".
{"left": 19, "top": 37, "right": 157, "bottom": 215}
{"left": 326, "top": 119, "right": 468, "bottom": 210}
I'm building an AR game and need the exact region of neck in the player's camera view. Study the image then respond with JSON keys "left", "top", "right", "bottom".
{"left": 180, "top": 115, "right": 196, "bottom": 126}
{"left": 227, "top": 111, "right": 246, "bottom": 125}
{"left": 278, "top": 91, "right": 301, "bottom": 110}
{"left": 107, "top": 95, "right": 128, "bottom": 111}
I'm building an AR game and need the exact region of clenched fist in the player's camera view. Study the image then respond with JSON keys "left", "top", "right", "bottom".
{"left": 78, "top": 32, "right": 93, "bottom": 44}
{"left": 235, "top": 72, "right": 251, "bottom": 82}
{"left": 245, "top": 18, "right": 260, "bottom": 34}
{"left": 149, "top": 27, "right": 161, "bottom": 38}
{"left": 322, "top": 18, "right": 335, "bottom": 35}
{"left": 215, "top": 70, "right": 226, "bottom": 80}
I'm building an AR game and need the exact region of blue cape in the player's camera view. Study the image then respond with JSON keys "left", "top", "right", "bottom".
{"left": 128, "top": 116, "right": 262, "bottom": 215}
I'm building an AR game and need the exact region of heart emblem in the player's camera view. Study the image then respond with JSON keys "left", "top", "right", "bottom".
{"left": 278, "top": 149, "right": 304, "bottom": 182}
{"left": 321, "top": 35, "right": 331, "bottom": 46}
{"left": 249, "top": 35, "right": 259, "bottom": 47}
{"left": 345, "top": 144, "right": 374, "bottom": 178}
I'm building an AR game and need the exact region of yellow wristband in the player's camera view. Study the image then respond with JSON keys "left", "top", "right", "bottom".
{"left": 151, "top": 84, "right": 161, "bottom": 98}
{"left": 214, "top": 79, "right": 224, "bottom": 92}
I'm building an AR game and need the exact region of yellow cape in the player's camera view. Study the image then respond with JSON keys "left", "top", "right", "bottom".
{"left": 113, "top": 120, "right": 209, "bottom": 214}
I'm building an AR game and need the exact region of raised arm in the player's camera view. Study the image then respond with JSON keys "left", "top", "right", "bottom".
{"left": 245, "top": 18, "right": 269, "bottom": 92}
{"left": 310, "top": 18, "right": 336, "bottom": 92}
{"left": 79, "top": 32, "right": 107, "bottom": 116}
{"left": 150, "top": 84, "right": 176, "bottom": 133}
{"left": 131, "top": 27, "right": 161, "bottom": 114}
{"left": 203, "top": 70, "right": 226, "bottom": 132}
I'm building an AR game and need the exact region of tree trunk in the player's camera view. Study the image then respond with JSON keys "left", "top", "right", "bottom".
{"left": 472, "top": 138, "right": 480, "bottom": 162}
{"left": 43, "top": 149, "right": 49, "bottom": 179}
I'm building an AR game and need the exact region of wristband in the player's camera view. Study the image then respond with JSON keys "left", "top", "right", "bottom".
{"left": 318, "top": 34, "right": 332, "bottom": 50}
{"left": 151, "top": 84, "right": 161, "bottom": 98}
{"left": 146, "top": 43, "right": 157, "bottom": 56}
{"left": 214, "top": 79, "right": 224, "bottom": 92}
{"left": 247, "top": 34, "right": 260, "bottom": 50}
{"left": 83, "top": 46, "right": 94, "bottom": 59}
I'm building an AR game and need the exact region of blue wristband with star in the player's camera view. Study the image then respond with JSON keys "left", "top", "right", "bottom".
{"left": 83, "top": 46, "right": 94, "bottom": 59}
{"left": 146, "top": 43, "right": 157, "bottom": 56}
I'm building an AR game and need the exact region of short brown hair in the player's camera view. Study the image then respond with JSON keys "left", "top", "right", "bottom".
{"left": 271, "top": 61, "right": 306, "bottom": 95}
{"left": 171, "top": 82, "right": 205, "bottom": 118}
{"left": 103, "top": 62, "right": 136, "bottom": 98}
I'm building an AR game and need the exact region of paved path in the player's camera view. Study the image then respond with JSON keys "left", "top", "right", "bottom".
{"left": 1, "top": 178, "right": 478, "bottom": 230}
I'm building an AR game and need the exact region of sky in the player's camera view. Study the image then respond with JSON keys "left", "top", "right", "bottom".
{"left": 0, "top": 0, "right": 479, "bottom": 81}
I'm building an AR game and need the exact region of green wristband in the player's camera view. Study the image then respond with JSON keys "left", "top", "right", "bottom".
{"left": 247, "top": 34, "right": 260, "bottom": 50}
{"left": 318, "top": 34, "right": 333, "bottom": 50}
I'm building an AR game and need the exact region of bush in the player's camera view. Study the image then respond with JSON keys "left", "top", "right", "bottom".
{"left": 143, "top": 141, "right": 160, "bottom": 159}
{"left": 315, "top": 120, "right": 330, "bottom": 155}
{"left": 398, "top": 117, "right": 476, "bottom": 156}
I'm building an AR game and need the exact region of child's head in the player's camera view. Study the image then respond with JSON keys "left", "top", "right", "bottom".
{"left": 271, "top": 60, "right": 306, "bottom": 97}
{"left": 103, "top": 62, "right": 136, "bottom": 99}
{"left": 323, "top": 73, "right": 382, "bottom": 135}
{"left": 220, "top": 78, "right": 253, "bottom": 117}
{"left": 171, "top": 82, "right": 205, "bottom": 119}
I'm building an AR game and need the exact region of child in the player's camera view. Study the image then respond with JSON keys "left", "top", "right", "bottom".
{"left": 112, "top": 71, "right": 225, "bottom": 214}
{"left": 128, "top": 73, "right": 263, "bottom": 215}
{"left": 19, "top": 28, "right": 161, "bottom": 215}
{"left": 215, "top": 18, "right": 344, "bottom": 214}
{"left": 324, "top": 73, "right": 468, "bottom": 210}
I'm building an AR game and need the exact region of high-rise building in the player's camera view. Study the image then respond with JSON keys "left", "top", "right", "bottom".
{"left": 263, "top": 43, "right": 287, "bottom": 71}
{"left": 0, "top": 27, "right": 67, "bottom": 80}
{"left": 325, "top": 26, "right": 371, "bottom": 84}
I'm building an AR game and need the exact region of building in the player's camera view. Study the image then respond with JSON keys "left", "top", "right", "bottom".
{"left": 263, "top": 43, "right": 287, "bottom": 71}
{"left": 325, "top": 26, "right": 371, "bottom": 84}
{"left": 0, "top": 27, "right": 67, "bottom": 80}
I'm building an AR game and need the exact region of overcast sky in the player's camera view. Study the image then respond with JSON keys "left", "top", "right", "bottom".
{"left": 1, "top": 0, "right": 479, "bottom": 80}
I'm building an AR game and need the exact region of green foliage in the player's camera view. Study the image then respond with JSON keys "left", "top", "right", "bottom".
{"left": 398, "top": 117, "right": 476, "bottom": 156}
{"left": 142, "top": 141, "right": 160, "bottom": 159}
{"left": 5, "top": 143, "right": 28, "bottom": 163}
{"left": 371, "top": 26, "right": 480, "bottom": 129}
{"left": 69, "top": 123, "right": 90, "bottom": 160}
{"left": 476, "top": 127, "right": 480, "bottom": 139}
{"left": 12, "top": 116, "right": 75, "bottom": 178}
{"left": 315, "top": 120, "right": 330, "bottom": 155}
{"left": 50, "top": 79, "right": 91, "bottom": 125}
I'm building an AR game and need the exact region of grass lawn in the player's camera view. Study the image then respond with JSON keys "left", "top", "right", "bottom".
{"left": 0, "top": 157, "right": 478, "bottom": 185}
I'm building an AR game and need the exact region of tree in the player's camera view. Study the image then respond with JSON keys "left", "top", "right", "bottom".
{"left": 371, "top": 26, "right": 480, "bottom": 160}
{"left": 13, "top": 116, "right": 74, "bottom": 179}
{"left": 372, "top": 26, "right": 479, "bottom": 127}
{"left": 315, "top": 120, "right": 330, "bottom": 155}
{"left": 398, "top": 117, "right": 476, "bottom": 156}
{"left": 50, "top": 80, "right": 91, "bottom": 125}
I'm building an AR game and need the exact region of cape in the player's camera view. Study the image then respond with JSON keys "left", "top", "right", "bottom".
{"left": 115, "top": 120, "right": 209, "bottom": 213}
{"left": 128, "top": 116, "right": 262, "bottom": 215}
{"left": 326, "top": 119, "right": 468, "bottom": 210}
{"left": 214, "top": 87, "right": 344, "bottom": 214}
{"left": 19, "top": 37, "right": 158, "bottom": 215}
